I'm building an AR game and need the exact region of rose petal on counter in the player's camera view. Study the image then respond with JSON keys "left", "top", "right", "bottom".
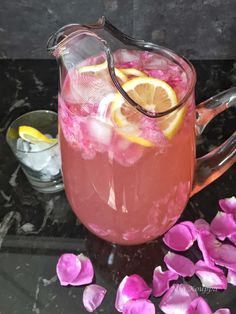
{"left": 164, "top": 251, "right": 195, "bottom": 277}
{"left": 181, "top": 221, "right": 198, "bottom": 239}
{"left": 194, "top": 219, "right": 210, "bottom": 232}
{"left": 228, "top": 231, "right": 236, "bottom": 246}
{"left": 196, "top": 230, "right": 218, "bottom": 266}
{"left": 56, "top": 253, "right": 81, "bottom": 286}
{"left": 123, "top": 299, "right": 155, "bottom": 314}
{"left": 195, "top": 260, "right": 227, "bottom": 290}
{"left": 219, "top": 197, "right": 236, "bottom": 217}
{"left": 152, "top": 266, "right": 179, "bottom": 297}
{"left": 122, "top": 275, "right": 152, "bottom": 299}
{"left": 210, "top": 211, "right": 236, "bottom": 240}
{"left": 227, "top": 269, "right": 236, "bottom": 286}
{"left": 70, "top": 254, "right": 94, "bottom": 286}
{"left": 196, "top": 229, "right": 236, "bottom": 271}
{"left": 83, "top": 284, "right": 106, "bottom": 312}
{"left": 163, "top": 221, "right": 196, "bottom": 251}
{"left": 187, "top": 297, "right": 212, "bottom": 314}
{"left": 209, "top": 244, "right": 236, "bottom": 272}
{"left": 214, "top": 309, "right": 231, "bottom": 314}
{"left": 159, "top": 283, "right": 198, "bottom": 314}
{"left": 115, "top": 274, "right": 152, "bottom": 312}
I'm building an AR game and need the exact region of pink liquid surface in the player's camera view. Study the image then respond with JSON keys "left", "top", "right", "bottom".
{"left": 59, "top": 49, "right": 196, "bottom": 245}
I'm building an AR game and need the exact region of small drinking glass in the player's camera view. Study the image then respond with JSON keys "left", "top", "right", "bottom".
{"left": 6, "top": 110, "right": 64, "bottom": 193}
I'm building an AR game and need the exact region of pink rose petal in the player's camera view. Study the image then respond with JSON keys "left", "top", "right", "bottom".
{"left": 214, "top": 309, "right": 231, "bottom": 314}
{"left": 210, "top": 211, "right": 236, "bottom": 240}
{"left": 182, "top": 221, "right": 198, "bottom": 238}
{"left": 196, "top": 230, "right": 218, "bottom": 265}
{"left": 164, "top": 251, "right": 195, "bottom": 277}
{"left": 163, "top": 221, "right": 197, "bottom": 251}
{"left": 195, "top": 260, "right": 227, "bottom": 290}
{"left": 115, "top": 274, "right": 152, "bottom": 312}
{"left": 123, "top": 299, "right": 155, "bottom": 314}
{"left": 187, "top": 297, "right": 212, "bottom": 314}
{"left": 228, "top": 231, "right": 236, "bottom": 246}
{"left": 196, "top": 229, "right": 236, "bottom": 270}
{"left": 70, "top": 253, "right": 94, "bottom": 286}
{"left": 83, "top": 284, "right": 106, "bottom": 312}
{"left": 194, "top": 219, "right": 210, "bottom": 232}
{"left": 159, "top": 283, "right": 198, "bottom": 314}
{"left": 208, "top": 243, "right": 236, "bottom": 271}
{"left": 122, "top": 275, "right": 152, "bottom": 300}
{"left": 56, "top": 253, "right": 81, "bottom": 286}
{"left": 152, "top": 266, "right": 179, "bottom": 297}
{"left": 227, "top": 269, "right": 236, "bottom": 286}
{"left": 219, "top": 197, "right": 236, "bottom": 218}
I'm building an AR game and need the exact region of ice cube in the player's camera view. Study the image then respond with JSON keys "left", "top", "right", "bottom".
{"left": 29, "top": 142, "right": 51, "bottom": 152}
{"left": 143, "top": 52, "right": 168, "bottom": 70}
{"left": 62, "top": 68, "right": 114, "bottom": 105}
{"left": 40, "top": 164, "right": 59, "bottom": 180}
{"left": 16, "top": 138, "right": 30, "bottom": 152}
{"left": 40, "top": 145, "right": 61, "bottom": 179}
{"left": 97, "top": 93, "right": 115, "bottom": 120}
{"left": 19, "top": 143, "right": 52, "bottom": 171}
{"left": 30, "top": 152, "right": 51, "bottom": 171}
{"left": 114, "top": 143, "right": 144, "bottom": 166}
{"left": 47, "top": 154, "right": 61, "bottom": 176}
{"left": 88, "top": 118, "right": 112, "bottom": 145}
{"left": 113, "top": 49, "right": 141, "bottom": 67}
{"left": 80, "top": 73, "right": 114, "bottom": 104}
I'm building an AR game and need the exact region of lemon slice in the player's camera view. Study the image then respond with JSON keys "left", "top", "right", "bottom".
{"left": 111, "top": 77, "right": 185, "bottom": 146}
{"left": 78, "top": 61, "right": 128, "bottom": 84}
{"left": 19, "top": 126, "right": 58, "bottom": 144}
{"left": 119, "top": 68, "right": 147, "bottom": 77}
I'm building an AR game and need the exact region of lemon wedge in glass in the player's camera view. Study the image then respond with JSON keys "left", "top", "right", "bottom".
{"left": 19, "top": 126, "right": 58, "bottom": 144}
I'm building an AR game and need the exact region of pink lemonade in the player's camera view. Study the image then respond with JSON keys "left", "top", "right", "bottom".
{"left": 59, "top": 49, "right": 196, "bottom": 245}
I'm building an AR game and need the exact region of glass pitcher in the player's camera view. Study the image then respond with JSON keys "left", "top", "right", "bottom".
{"left": 48, "top": 17, "right": 236, "bottom": 245}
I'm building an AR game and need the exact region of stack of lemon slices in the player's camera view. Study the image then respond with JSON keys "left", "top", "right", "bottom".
{"left": 78, "top": 61, "right": 185, "bottom": 147}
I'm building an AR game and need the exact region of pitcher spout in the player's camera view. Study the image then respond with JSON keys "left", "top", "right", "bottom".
{"left": 47, "top": 17, "right": 106, "bottom": 57}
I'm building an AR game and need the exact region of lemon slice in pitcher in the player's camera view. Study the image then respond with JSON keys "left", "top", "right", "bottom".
{"left": 111, "top": 77, "right": 185, "bottom": 146}
{"left": 19, "top": 126, "right": 58, "bottom": 144}
{"left": 78, "top": 61, "right": 128, "bottom": 84}
{"left": 119, "top": 68, "right": 147, "bottom": 77}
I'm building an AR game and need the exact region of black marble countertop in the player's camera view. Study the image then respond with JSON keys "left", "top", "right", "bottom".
{"left": 0, "top": 60, "right": 235, "bottom": 314}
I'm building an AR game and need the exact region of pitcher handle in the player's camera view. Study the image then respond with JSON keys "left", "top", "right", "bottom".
{"left": 191, "top": 87, "right": 236, "bottom": 196}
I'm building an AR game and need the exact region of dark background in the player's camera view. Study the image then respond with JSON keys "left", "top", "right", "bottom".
{"left": 0, "top": 0, "right": 236, "bottom": 59}
{"left": 0, "top": 1, "right": 236, "bottom": 313}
